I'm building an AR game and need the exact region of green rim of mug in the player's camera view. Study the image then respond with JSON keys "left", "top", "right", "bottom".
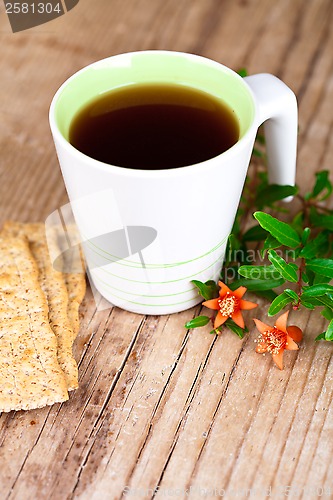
{"left": 53, "top": 51, "right": 255, "bottom": 151}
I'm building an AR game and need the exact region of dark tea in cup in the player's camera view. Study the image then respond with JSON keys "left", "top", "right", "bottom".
{"left": 68, "top": 83, "right": 240, "bottom": 170}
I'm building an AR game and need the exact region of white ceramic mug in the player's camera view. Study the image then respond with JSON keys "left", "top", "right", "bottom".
{"left": 49, "top": 50, "right": 297, "bottom": 315}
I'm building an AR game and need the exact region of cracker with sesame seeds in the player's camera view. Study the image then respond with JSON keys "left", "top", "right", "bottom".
{"left": 3, "top": 222, "right": 79, "bottom": 391}
{"left": 65, "top": 270, "right": 86, "bottom": 338}
{"left": 56, "top": 226, "right": 86, "bottom": 338}
{"left": 0, "top": 236, "right": 68, "bottom": 412}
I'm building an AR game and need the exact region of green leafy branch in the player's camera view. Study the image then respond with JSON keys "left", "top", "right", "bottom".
{"left": 227, "top": 169, "right": 333, "bottom": 341}
{"left": 185, "top": 144, "right": 333, "bottom": 341}
{"left": 184, "top": 70, "right": 332, "bottom": 342}
{"left": 185, "top": 68, "right": 332, "bottom": 361}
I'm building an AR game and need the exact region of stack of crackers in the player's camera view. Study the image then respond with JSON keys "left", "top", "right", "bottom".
{"left": 0, "top": 222, "right": 86, "bottom": 412}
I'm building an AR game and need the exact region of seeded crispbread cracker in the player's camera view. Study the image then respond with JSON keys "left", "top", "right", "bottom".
{"left": 3, "top": 222, "right": 79, "bottom": 390}
{"left": 64, "top": 269, "right": 86, "bottom": 338}
{"left": 0, "top": 236, "right": 68, "bottom": 412}
{"left": 56, "top": 227, "right": 86, "bottom": 338}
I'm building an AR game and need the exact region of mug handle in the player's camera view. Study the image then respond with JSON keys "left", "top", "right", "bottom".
{"left": 244, "top": 74, "right": 298, "bottom": 192}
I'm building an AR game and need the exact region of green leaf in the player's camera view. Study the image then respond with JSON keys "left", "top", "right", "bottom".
{"left": 254, "top": 212, "right": 301, "bottom": 248}
{"left": 317, "top": 239, "right": 331, "bottom": 258}
{"left": 258, "top": 171, "right": 268, "bottom": 182}
{"left": 284, "top": 289, "right": 299, "bottom": 301}
{"left": 300, "top": 300, "right": 315, "bottom": 310}
{"left": 204, "top": 280, "right": 219, "bottom": 297}
{"left": 313, "top": 273, "right": 332, "bottom": 285}
{"left": 192, "top": 280, "right": 219, "bottom": 300}
{"left": 256, "top": 184, "right": 298, "bottom": 208}
{"left": 315, "top": 319, "right": 333, "bottom": 342}
{"left": 229, "top": 277, "right": 285, "bottom": 291}
{"left": 254, "top": 289, "right": 278, "bottom": 301}
{"left": 307, "top": 170, "right": 333, "bottom": 201}
{"left": 321, "top": 307, "right": 333, "bottom": 321}
{"left": 228, "top": 233, "right": 241, "bottom": 251}
{"left": 225, "top": 318, "right": 248, "bottom": 339}
{"left": 301, "top": 227, "right": 311, "bottom": 245}
{"left": 291, "top": 212, "right": 305, "bottom": 235}
{"left": 231, "top": 213, "right": 241, "bottom": 238}
{"left": 302, "top": 271, "right": 310, "bottom": 284}
{"left": 237, "top": 68, "right": 248, "bottom": 77}
{"left": 256, "top": 133, "right": 265, "bottom": 145}
{"left": 261, "top": 234, "right": 281, "bottom": 257}
{"left": 243, "top": 247, "right": 255, "bottom": 265}
{"left": 325, "top": 319, "right": 333, "bottom": 341}
{"left": 303, "top": 268, "right": 317, "bottom": 286}
{"left": 301, "top": 296, "right": 324, "bottom": 307}
{"left": 242, "top": 225, "right": 268, "bottom": 242}
{"left": 224, "top": 234, "right": 243, "bottom": 267}
{"left": 317, "top": 295, "right": 333, "bottom": 308}
{"left": 185, "top": 316, "right": 210, "bottom": 329}
{"left": 268, "top": 292, "right": 293, "bottom": 316}
{"left": 299, "top": 232, "right": 328, "bottom": 259}
{"left": 302, "top": 284, "right": 333, "bottom": 297}
{"left": 252, "top": 148, "right": 264, "bottom": 158}
{"left": 306, "top": 259, "right": 333, "bottom": 279}
{"left": 238, "top": 264, "right": 281, "bottom": 280}
{"left": 268, "top": 250, "right": 298, "bottom": 282}
{"left": 309, "top": 207, "right": 333, "bottom": 231}
{"left": 222, "top": 265, "right": 240, "bottom": 284}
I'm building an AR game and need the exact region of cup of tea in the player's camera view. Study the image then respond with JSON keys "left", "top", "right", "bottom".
{"left": 49, "top": 50, "right": 297, "bottom": 315}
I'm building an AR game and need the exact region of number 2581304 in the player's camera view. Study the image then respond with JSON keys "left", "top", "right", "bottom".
{"left": 5, "top": 3, "right": 62, "bottom": 14}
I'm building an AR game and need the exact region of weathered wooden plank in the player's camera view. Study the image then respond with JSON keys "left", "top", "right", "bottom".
{"left": 0, "top": 0, "right": 332, "bottom": 498}
{"left": 0, "top": 292, "right": 144, "bottom": 498}
{"left": 72, "top": 308, "right": 202, "bottom": 498}
{"left": 128, "top": 319, "right": 259, "bottom": 495}
{"left": 185, "top": 312, "right": 332, "bottom": 497}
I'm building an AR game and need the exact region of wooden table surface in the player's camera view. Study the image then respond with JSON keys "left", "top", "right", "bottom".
{"left": 1, "top": 0, "right": 333, "bottom": 498}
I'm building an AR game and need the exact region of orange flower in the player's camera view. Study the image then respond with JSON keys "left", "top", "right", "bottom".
{"left": 202, "top": 281, "right": 258, "bottom": 329}
{"left": 253, "top": 311, "right": 303, "bottom": 370}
